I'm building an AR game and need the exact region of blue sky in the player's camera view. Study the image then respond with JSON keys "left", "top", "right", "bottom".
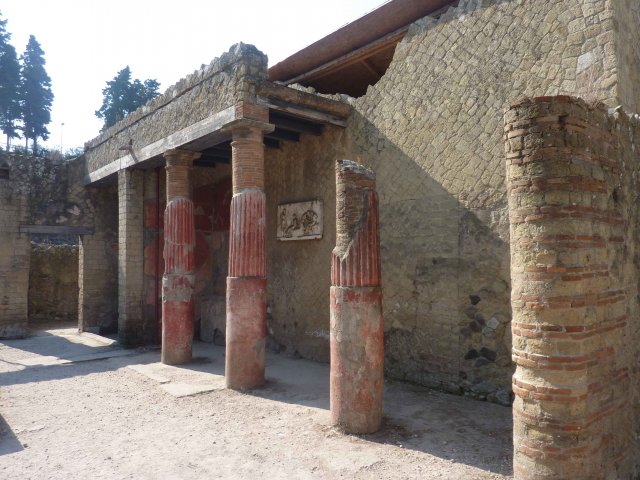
{"left": 2, "top": 0, "right": 384, "bottom": 150}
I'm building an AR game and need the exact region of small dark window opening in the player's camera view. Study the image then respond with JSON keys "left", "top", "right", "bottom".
{"left": 0, "top": 163, "right": 10, "bottom": 180}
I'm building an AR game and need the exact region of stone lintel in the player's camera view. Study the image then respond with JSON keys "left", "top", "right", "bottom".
{"left": 84, "top": 105, "right": 236, "bottom": 186}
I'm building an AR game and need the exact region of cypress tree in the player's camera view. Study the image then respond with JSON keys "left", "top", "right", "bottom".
{"left": 96, "top": 66, "right": 160, "bottom": 131}
{"left": 20, "top": 35, "right": 53, "bottom": 152}
{"left": 0, "top": 11, "right": 21, "bottom": 149}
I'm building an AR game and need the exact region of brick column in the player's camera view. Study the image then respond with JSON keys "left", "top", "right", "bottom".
{"left": 224, "top": 117, "right": 273, "bottom": 390}
{"left": 161, "top": 149, "right": 201, "bottom": 365}
{"left": 330, "top": 160, "right": 384, "bottom": 434}
{"left": 505, "top": 97, "right": 629, "bottom": 479}
{"left": 118, "top": 168, "right": 145, "bottom": 346}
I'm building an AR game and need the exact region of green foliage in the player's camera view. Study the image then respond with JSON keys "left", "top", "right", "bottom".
{"left": 20, "top": 35, "right": 54, "bottom": 151}
{"left": 0, "top": 11, "right": 21, "bottom": 147}
{"left": 95, "top": 66, "right": 160, "bottom": 130}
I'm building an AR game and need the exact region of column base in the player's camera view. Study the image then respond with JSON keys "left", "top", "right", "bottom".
{"left": 161, "top": 273, "right": 194, "bottom": 365}
{"left": 225, "top": 276, "right": 266, "bottom": 390}
{"left": 330, "top": 286, "right": 384, "bottom": 434}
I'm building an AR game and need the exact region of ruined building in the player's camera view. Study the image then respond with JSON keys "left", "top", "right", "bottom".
{"left": 1, "top": 0, "right": 640, "bottom": 477}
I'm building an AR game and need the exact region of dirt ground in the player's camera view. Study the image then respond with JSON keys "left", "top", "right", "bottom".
{"left": 0, "top": 326, "right": 513, "bottom": 479}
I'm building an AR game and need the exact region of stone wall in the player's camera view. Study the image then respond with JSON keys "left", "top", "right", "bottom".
{"left": 337, "top": 0, "right": 623, "bottom": 400}
{"left": 28, "top": 243, "right": 79, "bottom": 324}
{"left": 0, "top": 153, "right": 118, "bottom": 336}
{"left": 505, "top": 95, "right": 639, "bottom": 479}
{"left": 84, "top": 43, "right": 267, "bottom": 174}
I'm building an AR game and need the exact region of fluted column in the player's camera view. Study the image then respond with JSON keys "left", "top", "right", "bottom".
{"left": 161, "top": 148, "right": 201, "bottom": 365}
{"left": 225, "top": 119, "right": 274, "bottom": 390}
{"left": 330, "top": 159, "right": 384, "bottom": 434}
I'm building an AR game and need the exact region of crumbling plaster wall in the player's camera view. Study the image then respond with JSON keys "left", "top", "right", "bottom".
{"left": 84, "top": 43, "right": 267, "bottom": 174}
{"left": 336, "top": 0, "right": 623, "bottom": 400}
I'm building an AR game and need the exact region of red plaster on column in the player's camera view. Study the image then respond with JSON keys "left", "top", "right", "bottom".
{"left": 225, "top": 277, "right": 267, "bottom": 389}
{"left": 162, "top": 197, "right": 195, "bottom": 365}
{"left": 330, "top": 159, "right": 383, "bottom": 434}
{"left": 229, "top": 190, "right": 266, "bottom": 278}
{"left": 224, "top": 120, "right": 272, "bottom": 390}
{"left": 161, "top": 149, "right": 200, "bottom": 365}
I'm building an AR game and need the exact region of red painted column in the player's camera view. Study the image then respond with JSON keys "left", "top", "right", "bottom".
{"left": 330, "top": 159, "right": 384, "bottom": 434}
{"left": 225, "top": 118, "right": 274, "bottom": 390}
{"left": 161, "top": 148, "right": 201, "bottom": 365}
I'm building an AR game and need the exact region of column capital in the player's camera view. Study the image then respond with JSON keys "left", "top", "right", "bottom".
{"left": 222, "top": 118, "right": 275, "bottom": 137}
{"left": 163, "top": 148, "right": 201, "bottom": 166}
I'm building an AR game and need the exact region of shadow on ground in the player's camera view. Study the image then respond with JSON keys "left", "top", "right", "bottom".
{"left": 0, "top": 328, "right": 512, "bottom": 475}
{"left": 0, "top": 414, "right": 23, "bottom": 456}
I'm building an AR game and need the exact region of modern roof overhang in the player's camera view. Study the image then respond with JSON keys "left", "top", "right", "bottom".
{"left": 268, "top": 0, "right": 458, "bottom": 97}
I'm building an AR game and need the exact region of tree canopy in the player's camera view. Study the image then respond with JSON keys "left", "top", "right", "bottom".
{"left": 19, "top": 35, "right": 53, "bottom": 151}
{"left": 95, "top": 66, "right": 160, "bottom": 130}
{"left": 0, "top": 12, "right": 21, "bottom": 148}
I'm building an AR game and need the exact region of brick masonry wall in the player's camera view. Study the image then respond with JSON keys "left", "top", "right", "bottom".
{"left": 505, "top": 96, "right": 638, "bottom": 479}
{"left": 84, "top": 43, "right": 267, "bottom": 174}
{"left": 338, "top": 0, "right": 622, "bottom": 401}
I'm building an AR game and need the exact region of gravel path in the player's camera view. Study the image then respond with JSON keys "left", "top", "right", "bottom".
{"left": 0, "top": 328, "right": 513, "bottom": 479}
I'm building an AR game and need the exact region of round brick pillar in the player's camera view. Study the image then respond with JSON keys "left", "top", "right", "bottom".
{"left": 505, "top": 97, "right": 629, "bottom": 479}
{"left": 161, "top": 149, "right": 201, "bottom": 365}
{"left": 330, "top": 160, "right": 383, "bottom": 434}
{"left": 225, "top": 122, "right": 273, "bottom": 390}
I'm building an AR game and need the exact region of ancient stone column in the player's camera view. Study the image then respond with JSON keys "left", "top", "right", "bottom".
{"left": 161, "top": 149, "right": 201, "bottom": 365}
{"left": 505, "top": 97, "right": 629, "bottom": 479}
{"left": 118, "top": 168, "right": 145, "bottom": 346}
{"left": 330, "top": 159, "right": 383, "bottom": 434}
{"left": 225, "top": 119, "right": 273, "bottom": 390}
